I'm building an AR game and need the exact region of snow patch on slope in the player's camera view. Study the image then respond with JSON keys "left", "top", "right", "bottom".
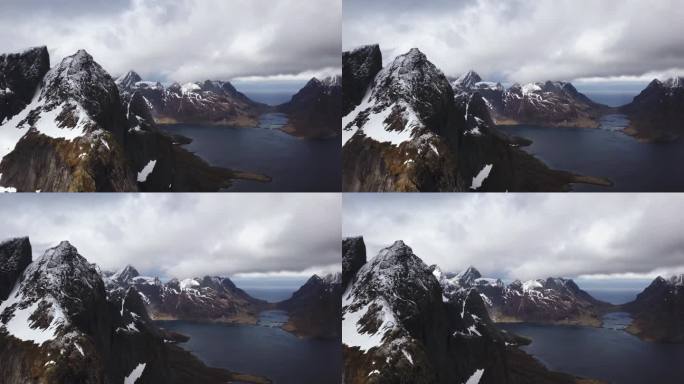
{"left": 470, "top": 164, "right": 493, "bottom": 190}
{"left": 124, "top": 363, "right": 147, "bottom": 384}
{"left": 137, "top": 160, "right": 156, "bottom": 182}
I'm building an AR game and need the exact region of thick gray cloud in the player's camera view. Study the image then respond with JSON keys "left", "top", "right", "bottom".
{"left": 343, "top": 0, "right": 684, "bottom": 86}
{"left": 0, "top": 0, "right": 341, "bottom": 85}
{"left": 343, "top": 194, "right": 684, "bottom": 283}
{"left": 0, "top": 194, "right": 341, "bottom": 281}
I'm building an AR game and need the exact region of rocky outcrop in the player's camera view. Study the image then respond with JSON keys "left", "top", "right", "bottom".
{"left": 0, "top": 47, "right": 50, "bottom": 123}
{"left": 342, "top": 236, "right": 366, "bottom": 290}
{"left": 343, "top": 239, "right": 596, "bottom": 384}
{"left": 434, "top": 266, "right": 611, "bottom": 327}
{"left": 342, "top": 46, "right": 601, "bottom": 192}
{"left": 0, "top": 237, "right": 31, "bottom": 301}
{"left": 104, "top": 269, "right": 267, "bottom": 324}
{"left": 0, "top": 238, "right": 269, "bottom": 384}
{"left": 620, "top": 77, "right": 684, "bottom": 142}
{"left": 278, "top": 273, "right": 342, "bottom": 339}
{"left": 278, "top": 76, "right": 341, "bottom": 138}
{"left": 342, "top": 44, "right": 382, "bottom": 115}
{"left": 623, "top": 275, "right": 684, "bottom": 342}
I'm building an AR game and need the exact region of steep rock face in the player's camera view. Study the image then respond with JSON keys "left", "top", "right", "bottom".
{"left": 0, "top": 49, "right": 136, "bottom": 192}
{"left": 343, "top": 240, "right": 604, "bottom": 384}
{"left": 116, "top": 72, "right": 266, "bottom": 128}
{"left": 0, "top": 46, "right": 50, "bottom": 123}
{"left": 342, "top": 44, "right": 382, "bottom": 115}
{"left": 342, "top": 236, "right": 366, "bottom": 290}
{"left": 620, "top": 77, "right": 684, "bottom": 141}
{"left": 342, "top": 46, "right": 591, "bottom": 192}
{"left": 453, "top": 71, "right": 608, "bottom": 128}
{"left": 343, "top": 240, "right": 509, "bottom": 384}
{"left": 0, "top": 237, "right": 31, "bottom": 301}
{"left": 434, "top": 266, "right": 609, "bottom": 326}
{"left": 278, "top": 273, "right": 342, "bottom": 339}
{"left": 0, "top": 239, "right": 269, "bottom": 384}
{"left": 105, "top": 268, "right": 267, "bottom": 324}
{"left": 623, "top": 275, "right": 684, "bottom": 342}
{"left": 278, "top": 76, "right": 341, "bottom": 138}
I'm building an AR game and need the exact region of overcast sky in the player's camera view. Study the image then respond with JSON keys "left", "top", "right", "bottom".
{"left": 0, "top": 0, "right": 340, "bottom": 92}
{"left": 343, "top": 194, "right": 684, "bottom": 290}
{"left": 344, "top": 0, "right": 684, "bottom": 91}
{"left": 0, "top": 194, "right": 340, "bottom": 287}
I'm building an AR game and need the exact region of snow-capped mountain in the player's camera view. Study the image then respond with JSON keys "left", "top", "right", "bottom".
{"left": 277, "top": 75, "right": 342, "bottom": 138}
{"left": 342, "top": 45, "right": 592, "bottom": 192}
{"left": 0, "top": 46, "right": 267, "bottom": 192}
{"left": 434, "top": 266, "right": 610, "bottom": 326}
{"left": 452, "top": 70, "right": 607, "bottom": 128}
{"left": 623, "top": 274, "right": 684, "bottom": 342}
{"left": 104, "top": 265, "right": 267, "bottom": 324}
{"left": 116, "top": 71, "right": 266, "bottom": 128}
{"left": 342, "top": 237, "right": 596, "bottom": 384}
{"left": 278, "top": 272, "right": 342, "bottom": 339}
{"left": 0, "top": 237, "right": 261, "bottom": 384}
{"left": 620, "top": 76, "right": 684, "bottom": 141}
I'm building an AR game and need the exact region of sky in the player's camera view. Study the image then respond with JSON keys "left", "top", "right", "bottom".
{"left": 0, "top": 0, "right": 341, "bottom": 93}
{"left": 0, "top": 194, "right": 341, "bottom": 289}
{"left": 343, "top": 0, "right": 684, "bottom": 92}
{"left": 343, "top": 194, "right": 684, "bottom": 291}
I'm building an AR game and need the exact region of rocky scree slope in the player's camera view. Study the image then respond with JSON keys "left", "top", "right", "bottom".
{"left": 342, "top": 237, "right": 598, "bottom": 384}
{"left": 0, "top": 237, "right": 268, "bottom": 384}
{"left": 342, "top": 45, "right": 601, "bottom": 192}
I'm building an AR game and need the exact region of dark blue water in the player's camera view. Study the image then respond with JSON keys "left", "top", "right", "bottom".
{"left": 160, "top": 117, "right": 340, "bottom": 192}
{"left": 157, "top": 315, "right": 341, "bottom": 384}
{"left": 500, "top": 314, "right": 684, "bottom": 384}
{"left": 497, "top": 123, "right": 684, "bottom": 191}
{"left": 243, "top": 288, "right": 294, "bottom": 303}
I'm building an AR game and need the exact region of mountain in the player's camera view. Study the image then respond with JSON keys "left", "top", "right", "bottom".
{"left": 277, "top": 76, "right": 342, "bottom": 138}
{"left": 0, "top": 237, "right": 268, "bottom": 384}
{"left": 620, "top": 77, "right": 684, "bottom": 142}
{"left": 342, "top": 236, "right": 366, "bottom": 290}
{"left": 342, "top": 44, "right": 382, "bottom": 115}
{"left": 452, "top": 71, "right": 608, "bottom": 128}
{"left": 116, "top": 72, "right": 267, "bottom": 127}
{"left": 341, "top": 45, "right": 609, "bottom": 192}
{"left": 623, "top": 275, "right": 684, "bottom": 342}
{"left": 0, "top": 237, "right": 31, "bottom": 301}
{"left": 104, "top": 266, "right": 267, "bottom": 324}
{"left": 278, "top": 273, "right": 342, "bottom": 339}
{"left": 342, "top": 237, "right": 598, "bottom": 384}
{"left": 0, "top": 46, "right": 269, "bottom": 192}
{"left": 433, "top": 266, "right": 611, "bottom": 327}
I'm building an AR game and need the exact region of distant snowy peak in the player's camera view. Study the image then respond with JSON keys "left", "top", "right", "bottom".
{"left": 115, "top": 70, "right": 142, "bottom": 89}
{"left": 453, "top": 70, "right": 482, "bottom": 89}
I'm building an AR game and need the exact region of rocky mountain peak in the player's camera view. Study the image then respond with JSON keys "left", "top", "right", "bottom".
{"left": 0, "top": 237, "right": 32, "bottom": 301}
{"left": 0, "top": 46, "right": 50, "bottom": 122}
{"left": 110, "top": 264, "right": 140, "bottom": 284}
{"left": 342, "top": 44, "right": 382, "bottom": 115}
{"left": 457, "top": 266, "right": 482, "bottom": 284}
{"left": 454, "top": 70, "right": 482, "bottom": 88}
{"left": 342, "top": 236, "right": 366, "bottom": 289}
{"left": 115, "top": 70, "right": 142, "bottom": 89}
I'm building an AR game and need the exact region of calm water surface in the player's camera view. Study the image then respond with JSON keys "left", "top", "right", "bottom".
{"left": 500, "top": 313, "right": 684, "bottom": 384}
{"left": 497, "top": 121, "right": 684, "bottom": 192}
{"left": 161, "top": 114, "right": 340, "bottom": 192}
{"left": 157, "top": 311, "right": 340, "bottom": 384}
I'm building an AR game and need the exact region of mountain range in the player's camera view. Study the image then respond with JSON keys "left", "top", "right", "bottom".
{"left": 620, "top": 77, "right": 684, "bottom": 142}
{"left": 0, "top": 237, "right": 270, "bottom": 384}
{"left": 102, "top": 264, "right": 341, "bottom": 340}
{"left": 342, "top": 236, "right": 605, "bottom": 384}
{"left": 343, "top": 236, "right": 684, "bottom": 383}
{"left": 0, "top": 46, "right": 340, "bottom": 192}
{"left": 341, "top": 45, "right": 611, "bottom": 192}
